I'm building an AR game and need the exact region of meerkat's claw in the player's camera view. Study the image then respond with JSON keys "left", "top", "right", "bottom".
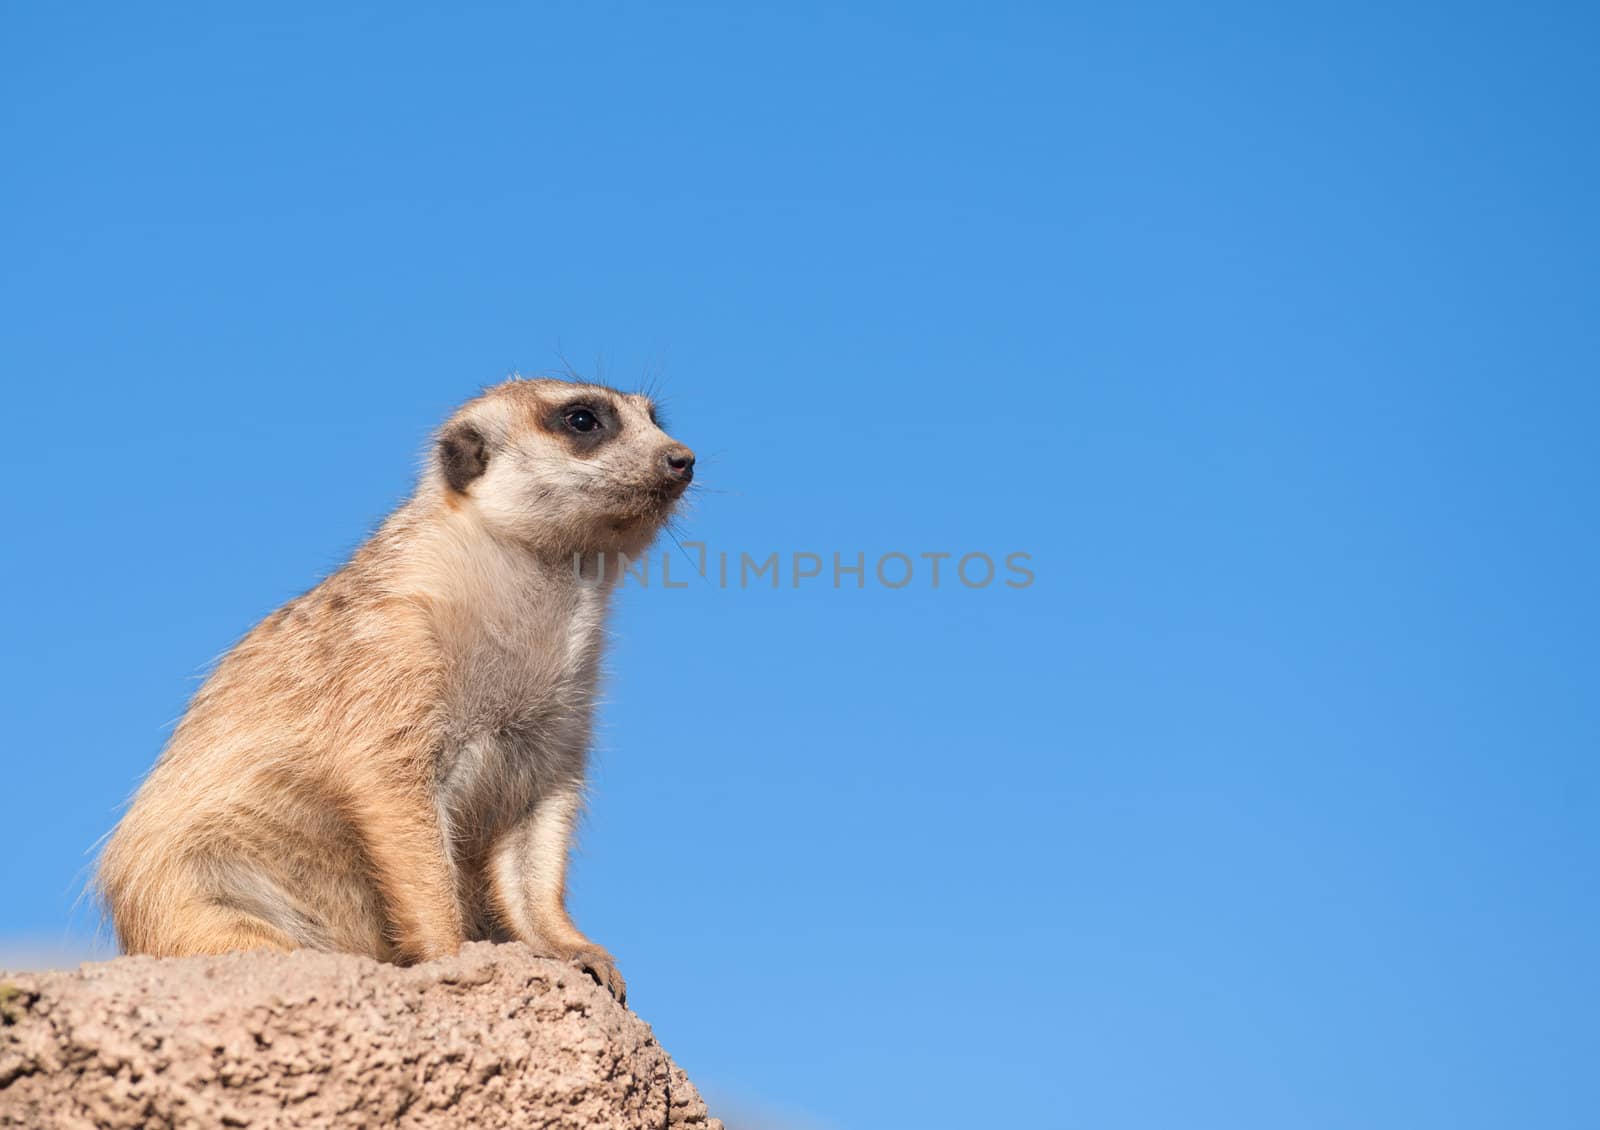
{"left": 565, "top": 945, "right": 627, "bottom": 1004}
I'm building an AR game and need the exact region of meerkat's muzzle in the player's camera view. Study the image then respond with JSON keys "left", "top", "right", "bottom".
{"left": 660, "top": 444, "right": 695, "bottom": 490}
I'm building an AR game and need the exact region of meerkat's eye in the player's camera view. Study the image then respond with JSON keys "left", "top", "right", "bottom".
{"left": 564, "top": 407, "right": 601, "bottom": 433}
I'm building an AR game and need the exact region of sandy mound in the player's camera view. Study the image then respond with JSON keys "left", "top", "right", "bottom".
{"left": 0, "top": 941, "right": 722, "bottom": 1129}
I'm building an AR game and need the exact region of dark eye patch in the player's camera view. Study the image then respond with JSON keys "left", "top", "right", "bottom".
{"left": 543, "top": 398, "right": 620, "bottom": 455}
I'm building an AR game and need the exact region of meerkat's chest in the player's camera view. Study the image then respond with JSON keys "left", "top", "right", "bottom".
{"left": 434, "top": 581, "right": 606, "bottom": 834}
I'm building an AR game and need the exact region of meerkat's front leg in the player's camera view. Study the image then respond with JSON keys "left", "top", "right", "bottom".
{"left": 488, "top": 788, "right": 626, "bottom": 1003}
{"left": 347, "top": 768, "right": 465, "bottom": 963}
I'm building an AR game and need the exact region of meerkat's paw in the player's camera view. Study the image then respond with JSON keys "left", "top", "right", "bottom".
{"left": 558, "top": 943, "right": 627, "bottom": 1005}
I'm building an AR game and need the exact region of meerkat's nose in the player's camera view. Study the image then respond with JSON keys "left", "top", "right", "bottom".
{"left": 662, "top": 446, "right": 696, "bottom": 483}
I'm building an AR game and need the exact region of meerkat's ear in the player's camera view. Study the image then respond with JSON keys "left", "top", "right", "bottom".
{"left": 438, "top": 421, "right": 490, "bottom": 493}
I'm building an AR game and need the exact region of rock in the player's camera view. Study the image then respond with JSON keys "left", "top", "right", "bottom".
{"left": 0, "top": 941, "right": 722, "bottom": 1129}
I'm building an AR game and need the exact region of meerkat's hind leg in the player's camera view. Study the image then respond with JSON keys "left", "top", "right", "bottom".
{"left": 142, "top": 864, "right": 327, "bottom": 957}
{"left": 104, "top": 862, "right": 303, "bottom": 958}
{"left": 158, "top": 898, "right": 299, "bottom": 957}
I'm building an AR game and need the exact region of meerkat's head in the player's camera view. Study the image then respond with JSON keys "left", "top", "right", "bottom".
{"left": 431, "top": 378, "right": 695, "bottom": 556}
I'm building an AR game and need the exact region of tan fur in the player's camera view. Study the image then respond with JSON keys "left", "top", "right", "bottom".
{"left": 97, "top": 378, "right": 694, "bottom": 1002}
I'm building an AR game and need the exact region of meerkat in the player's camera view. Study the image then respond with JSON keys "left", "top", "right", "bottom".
{"left": 96, "top": 378, "right": 695, "bottom": 1002}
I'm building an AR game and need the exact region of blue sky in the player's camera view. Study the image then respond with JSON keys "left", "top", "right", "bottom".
{"left": 2, "top": 3, "right": 1596, "bottom": 1127}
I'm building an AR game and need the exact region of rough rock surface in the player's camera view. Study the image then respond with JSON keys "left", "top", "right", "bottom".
{"left": 0, "top": 941, "right": 722, "bottom": 1129}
